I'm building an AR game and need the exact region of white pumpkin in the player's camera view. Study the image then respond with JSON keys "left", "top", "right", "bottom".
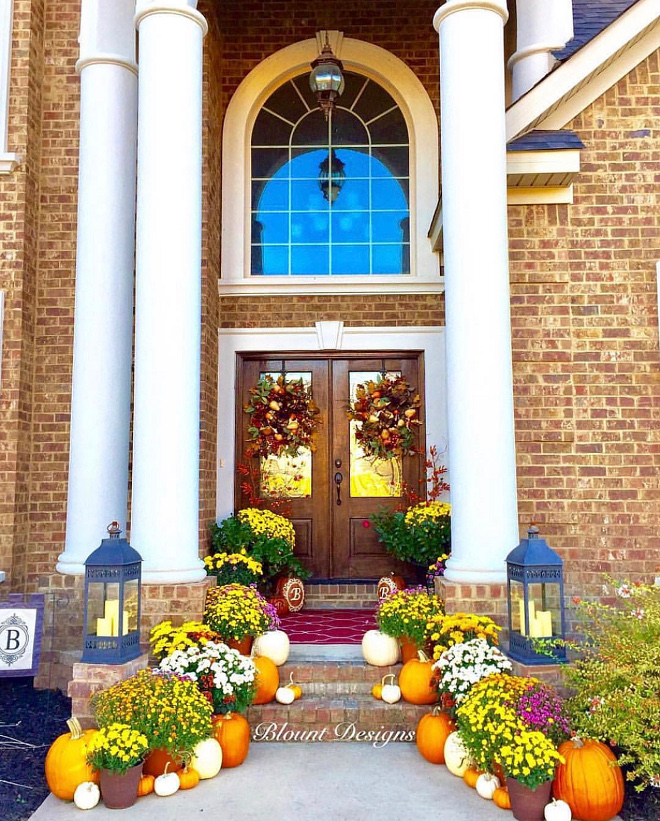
{"left": 73, "top": 781, "right": 100, "bottom": 810}
{"left": 476, "top": 773, "right": 501, "bottom": 800}
{"left": 381, "top": 673, "right": 401, "bottom": 704}
{"left": 544, "top": 799, "right": 572, "bottom": 821}
{"left": 252, "top": 630, "right": 290, "bottom": 666}
{"left": 154, "top": 765, "right": 180, "bottom": 797}
{"left": 190, "top": 737, "right": 222, "bottom": 780}
{"left": 444, "top": 731, "right": 473, "bottom": 777}
{"left": 275, "top": 685, "right": 296, "bottom": 704}
{"left": 361, "top": 630, "right": 400, "bottom": 667}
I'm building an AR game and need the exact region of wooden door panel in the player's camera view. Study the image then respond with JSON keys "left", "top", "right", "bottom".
{"left": 236, "top": 353, "right": 424, "bottom": 581}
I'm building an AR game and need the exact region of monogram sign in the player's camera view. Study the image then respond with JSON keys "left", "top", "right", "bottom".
{"left": 0, "top": 594, "right": 44, "bottom": 677}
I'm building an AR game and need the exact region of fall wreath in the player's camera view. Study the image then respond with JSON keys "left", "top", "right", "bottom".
{"left": 346, "top": 375, "right": 422, "bottom": 459}
{"left": 245, "top": 374, "right": 321, "bottom": 458}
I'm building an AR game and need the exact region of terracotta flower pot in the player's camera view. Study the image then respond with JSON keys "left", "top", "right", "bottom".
{"left": 226, "top": 636, "right": 254, "bottom": 655}
{"left": 142, "top": 748, "right": 182, "bottom": 777}
{"left": 99, "top": 763, "right": 143, "bottom": 810}
{"left": 507, "top": 778, "right": 553, "bottom": 821}
{"left": 399, "top": 637, "right": 419, "bottom": 663}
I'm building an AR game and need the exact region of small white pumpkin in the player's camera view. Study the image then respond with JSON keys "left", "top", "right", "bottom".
{"left": 380, "top": 673, "right": 401, "bottom": 704}
{"left": 444, "top": 731, "right": 473, "bottom": 777}
{"left": 275, "top": 685, "right": 296, "bottom": 704}
{"left": 544, "top": 799, "right": 572, "bottom": 821}
{"left": 73, "top": 781, "right": 100, "bottom": 810}
{"left": 361, "top": 630, "right": 400, "bottom": 667}
{"left": 476, "top": 773, "right": 501, "bottom": 800}
{"left": 154, "top": 764, "right": 180, "bottom": 797}
{"left": 252, "top": 630, "right": 290, "bottom": 666}
{"left": 190, "top": 737, "right": 222, "bottom": 780}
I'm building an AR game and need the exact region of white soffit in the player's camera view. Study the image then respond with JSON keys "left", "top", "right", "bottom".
{"left": 506, "top": 0, "right": 660, "bottom": 140}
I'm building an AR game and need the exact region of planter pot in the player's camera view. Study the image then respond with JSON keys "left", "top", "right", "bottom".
{"left": 492, "top": 760, "right": 507, "bottom": 787}
{"left": 226, "top": 636, "right": 254, "bottom": 655}
{"left": 212, "top": 713, "right": 250, "bottom": 768}
{"left": 399, "top": 637, "right": 419, "bottom": 663}
{"left": 508, "top": 778, "right": 553, "bottom": 821}
{"left": 99, "top": 763, "right": 143, "bottom": 810}
{"left": 142, "top": 749, "right": 182, "bottom": 777}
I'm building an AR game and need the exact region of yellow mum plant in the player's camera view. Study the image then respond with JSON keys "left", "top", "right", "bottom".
{"left": 203, "top": 583, "right": 280, "bottom": 640}
{"left": 376, "top": 587, "right": 445, "bottom": 648}
{"left": 427, "top": 612, "right": 501, "bottom": 660}
{"left": 86, "top": 723, "right": 149, "bottom": 774}
{"left": 149, "top": 620, "right": 221, "bottom": 662}
{"left": 92, "top": 669, "right": 213, "bottom": 761}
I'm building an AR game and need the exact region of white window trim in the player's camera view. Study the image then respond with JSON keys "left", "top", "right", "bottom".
{"left": 220, "top": 36, "right": 442, "bottom": 295}
{"left": 217, "top": 323, "right": 448, "bottom": 519}
{"left": 0, "top": 0, "right": 20, "bottom": 174}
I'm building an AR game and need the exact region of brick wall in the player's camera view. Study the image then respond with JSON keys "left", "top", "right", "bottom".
{"left": 0, "top": 0, "right": 658, "bottom": 614}
{"left": 509, "top": 50, "right": 660, "bottom": 599}
{"left": 0, "top": 0, "right": 44, "bottom": 589}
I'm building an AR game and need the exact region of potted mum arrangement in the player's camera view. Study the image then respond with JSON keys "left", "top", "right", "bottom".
{"left": 456, "top": 673, "right": 571, "bottom": 821}
{"left": 91, "top": 668, "right": 214, "bottom": 777}
{"left": 432, "top": 638, "right": 513, "bottom": 717}
{"left": 427, "top": 612, "right": 502, "bottom": 661}
{"left": 204, "top": 550, "right": 263, "bottom": 586}
{"left": 203, "top": 583, "right": 280, "bottom": 655}
{"left": 371, "top": 500, "right": 451, "bottom": 583}
{"left": 376, "top": 587, "right": 445, "bottom": 662}
{"left": 85, "top": 723, "right": 149, "bottom": 809}
{"left": 209, "top": 507, "right": 308, "bottom": 586}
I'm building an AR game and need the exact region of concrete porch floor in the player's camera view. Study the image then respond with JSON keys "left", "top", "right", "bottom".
{"left": 31, "top": 742, "right": 516, "bottom": 821}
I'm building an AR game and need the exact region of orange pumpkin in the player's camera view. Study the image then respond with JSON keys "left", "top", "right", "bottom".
{"left": 493, "top": 787, "right": 511, "bottom": 810}
{"left": 372, "top": 683, "right": 383, "bottom": 700}
{"left": 252, "top": 655, "right": 279, "bottom": 704}
{"left": 44, "top": 718, "right": 99, "bottom": 800}
{"left": 553, "top": 737, "right": 624, "bottom": 821}
{"left": 463, "top": 766, "right": 483, "bottom": 789}
{"left": 399, "top": 650, "right": 437, "bottom": 705}
{"left": 142, "top": 748, "right": 183, "bottom": 777}
{"left": 212, "top": 713, "right": 250, "bottom": 768}
{"left": 178, "top": 766, "right": 200, "bottom": 791}
{"left": 137, "top": 774, "right": 155, "bottom": 797}
{"left": 415, "top": 707, "right": 455, "bottom": 764}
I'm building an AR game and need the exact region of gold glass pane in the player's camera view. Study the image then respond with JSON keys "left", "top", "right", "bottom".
{"left": 349, "top": 371, "right": 402, "bottom": 498}
{"left": 259, "top": 371, "right": 313, "bottom": 499}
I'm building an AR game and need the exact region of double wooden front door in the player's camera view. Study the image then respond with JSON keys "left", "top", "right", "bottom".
{"left": 236, "top": 354, "right": 424, "bottom": 579}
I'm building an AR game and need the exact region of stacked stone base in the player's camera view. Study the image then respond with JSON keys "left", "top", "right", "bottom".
{"left": 68, "top": 654, "right": 150, "bottom": 728}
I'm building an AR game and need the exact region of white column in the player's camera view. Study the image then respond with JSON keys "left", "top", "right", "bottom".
{"left": 58, "top": 0, "right": 137, "bottom": 574}
{"left": 131, "top": 0, "right": 207, "bottom": 583}
{"left": 434, "top": 0, "right": 519, "bottom": 583}
{"left": 508, "top": 0, "right": 574, "bottom": 102}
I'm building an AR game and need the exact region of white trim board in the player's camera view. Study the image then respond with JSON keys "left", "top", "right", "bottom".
{"left": 216, "top": 324, "right": 448, "bottom": 520}
{"left": 506, "top": 0, "right": 660, "bottom": 139}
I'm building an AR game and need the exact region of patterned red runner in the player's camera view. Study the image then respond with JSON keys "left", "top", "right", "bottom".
{"left": 279, "top": 608, "right": 376, "bottom": 644}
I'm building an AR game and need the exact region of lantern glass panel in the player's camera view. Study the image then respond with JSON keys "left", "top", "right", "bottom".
{"left": 509, "top": 578, "right": 525, "bottom": 634}
{"left": 124, "top": 578, "right": 139, "bottom": 634}
{"left": 86, "top": 581, "right": 119, "bottom": 636}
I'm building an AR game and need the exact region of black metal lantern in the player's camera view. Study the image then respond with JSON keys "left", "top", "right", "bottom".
{"left": 82, "top": 523, "right": 142, "bottom": 664}
{"left": 318, "top": 149, "right": 346, "bottom": 202}
{"left": 506, "top": 525, "right": 567, "bottom": 665}
{"left": 309, "top": 36, "right": 345, "bottom": 118}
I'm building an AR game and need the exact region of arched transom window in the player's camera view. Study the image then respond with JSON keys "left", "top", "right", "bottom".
{"left": 251, "top": 71, "right": 410, "bottom": 277}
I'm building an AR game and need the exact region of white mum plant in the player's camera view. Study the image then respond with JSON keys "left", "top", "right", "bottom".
{"left": 432, "top": 638, "right": 512, "bottom": 704}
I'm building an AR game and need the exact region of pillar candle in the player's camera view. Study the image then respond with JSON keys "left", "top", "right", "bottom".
{"left": 122, "top": 610, "right": 130, "bottom": 635}
{"left": 529, "top": 617, "right": 543, "bottom": 638}
{"left": 537, "top": 610, "right": 553, "bottom": 637}
{"left": 105, "top": 599, "right": 120, "bottom": 636}
{"left": 528, "top": 600, "right": 536, "bottom": 627}
{"left": 96, "top": 617, "right": 111, "bottom": 635}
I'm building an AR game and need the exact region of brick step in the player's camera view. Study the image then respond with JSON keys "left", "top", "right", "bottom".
{"left": 304, "top": 582, "right": 378, "bottom": 610}
{"left": 247, "top": 693, "right": 428, "bottom": 742}
{"left": 279, "top": 660, "right": 401, "bottom": 690}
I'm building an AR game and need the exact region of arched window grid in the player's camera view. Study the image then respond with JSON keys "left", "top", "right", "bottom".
{"left": 250, "top": 71, "right": 411, "bottom": 278}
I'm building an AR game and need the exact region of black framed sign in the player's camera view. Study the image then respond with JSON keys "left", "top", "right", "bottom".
{"left": 0, "top": 593, "right": 45, "bottom": 677}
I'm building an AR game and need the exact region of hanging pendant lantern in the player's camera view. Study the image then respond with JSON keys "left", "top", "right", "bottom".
{"left": 309, "top": 36, "right": 345, "bottom": 119}
{"left": 318, "top": 149, "right": 346, "bottom": 203}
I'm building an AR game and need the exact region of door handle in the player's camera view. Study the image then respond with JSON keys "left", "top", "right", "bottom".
{"left": 334, "top": 471, "right": 343, "bottom": 506}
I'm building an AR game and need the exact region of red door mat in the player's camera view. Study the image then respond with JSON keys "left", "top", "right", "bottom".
{"left": 280, "top": 609, "right": 376, "bottom": 644}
